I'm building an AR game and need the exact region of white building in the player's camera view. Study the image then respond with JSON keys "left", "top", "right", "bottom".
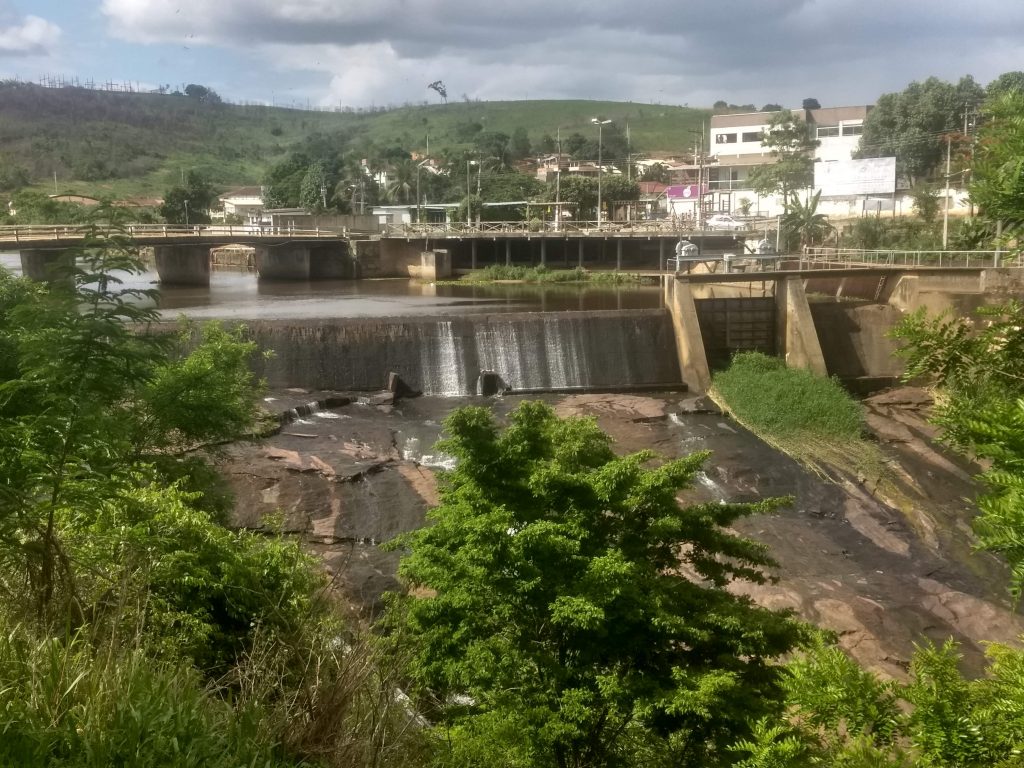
{"left": 217, "top": 186, "right": 264, "bottom": 221}
{"left": 704, "top": 106, "right": 872, "bottom": 218}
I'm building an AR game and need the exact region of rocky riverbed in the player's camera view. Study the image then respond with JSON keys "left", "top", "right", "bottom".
{"left": 218, "top": 388, "right": 1023, "bottom": 678}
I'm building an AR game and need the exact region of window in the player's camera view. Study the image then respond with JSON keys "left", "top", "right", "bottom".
{"left": 842, "top": 124, "right": 864, "bottom": 136}
{"left": 816, "top": 125, "right": 839, "bottom": 138}
{"left": 715, "top": 133, "right": 738, "bottom": 144}
{"left": 741, "top": 131, "right": 762, "bottom": 143}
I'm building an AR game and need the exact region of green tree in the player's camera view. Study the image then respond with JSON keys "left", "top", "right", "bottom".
{"left": 781, "top": 190, "right": 835, "bottom": 249}
{"left": 474, "top": 131, "right": 514, "bottom": 171}
{"left": 477, "top": 171, "right": 543, "bottom": 219}
{"left": 640, "top": 162, "right": 671, "bottom": 184}
{"left": 7, "top": 190, "right": 89, "bottom": 225}
{"left": 0, "top": 157, "right": 29, "bottom": 192}
{"left": 747, "top": 110, "right": 819, "bottom": 200}
{"left": 510, "top": 126, "right": 532, "bottom": 160}
{"left": 160, "top": 170, "right": 215, "bottom": 225}
{"left": 183, "top": 83, "right": 222, "bottom": 104}
{"left": 986, "top": 71, "right": 1024, "bottom": 99}
{"left": 299, "top": 160, "right": 329, "bottom": 212}
{"left": 264, "top": 152, "right": 311, "bottom": 209}
{"left": 549, "top": 175, "right": 598, "bottom": 220}
{"left": 893, "top": 301, "right": 1024, "bottom": 597}
{"left": 385, "top": 401, "right": 809, "bottom": 768}
{"left": 0, "top": 208, "right": 269, "bottom": 629}
{"left": 910, "top": 184, "right": 941, "bottom": 224}
{"left": 857, "top": 76, "right": 985, "bottom": 185}
{"left": 969, "top": 90, "right": 1024, "bottom": 235}
{"left": 536, "top": 133, "right": 557, "bottom": 154}
{"left": 802, "top": 98, "right": 821, "bottom": 110}
{"left": 385, "top": 157, "right": 418, "bottom": 204}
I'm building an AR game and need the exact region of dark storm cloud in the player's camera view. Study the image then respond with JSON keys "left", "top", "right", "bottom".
{"left": 100, "top": 0, "right": 1024, "bottom": 106}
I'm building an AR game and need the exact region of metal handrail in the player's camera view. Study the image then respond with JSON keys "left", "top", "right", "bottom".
{"left": 0, "top": 224, "right": 346, "bottom": 243}
{"left": 384, "top": 220, "right": 761, "bottom": 237}
{"left": 800, "top": 247, "right": 1020, "bottom": 270}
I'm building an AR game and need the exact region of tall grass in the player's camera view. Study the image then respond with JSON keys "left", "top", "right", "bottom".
{"left": 0, "top": 625, "right": 285, "bottom": 767}
{"left": 712, "top": 352, "right": 879, "bottom": 475}
{"left": 0, "top": 619, "right": 431, "bottom": 768}
{"left": 465, "top": 264, "right": 647, "bottom": 284}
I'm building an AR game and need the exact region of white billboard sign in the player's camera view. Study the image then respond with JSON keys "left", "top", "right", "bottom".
{"left": 815, "top": 157, "right": 896, "bottom": 197}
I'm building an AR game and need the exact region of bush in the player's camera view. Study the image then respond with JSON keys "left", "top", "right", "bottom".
{"left": 713, "top": 352, "right": 863, "bottom": 441}
{"left": 0, "top": 624, "right": 288, "bottom": 768}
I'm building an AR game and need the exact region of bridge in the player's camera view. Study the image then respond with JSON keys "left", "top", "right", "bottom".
{"left": 1, "top": 224, "right": 354, "bottom": 285}
{"left": 3, "top": 221, "right": 1018, "bottom": 286}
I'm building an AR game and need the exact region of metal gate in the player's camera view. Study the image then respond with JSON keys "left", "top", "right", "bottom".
{"left": 695, "top": 297, "right": 776, "bottom": 369}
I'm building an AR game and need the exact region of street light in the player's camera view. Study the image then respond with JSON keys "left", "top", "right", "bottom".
{"left": 416, "top": 158, "right": 431, "bottom": 225}
{"left": 591, "top": 118, "right": 612, "bottom": 227}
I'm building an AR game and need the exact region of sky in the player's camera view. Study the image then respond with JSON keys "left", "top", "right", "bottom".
{"left": 1, "top": 0, "right": 1021, "bottom": 109}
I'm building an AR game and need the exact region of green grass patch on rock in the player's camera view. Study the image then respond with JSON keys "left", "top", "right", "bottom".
{"left": 457, "top": 265, "right": 649, "bottom": 284}
{"left": 712, "top": 351, "right": 880, "bottom": 476}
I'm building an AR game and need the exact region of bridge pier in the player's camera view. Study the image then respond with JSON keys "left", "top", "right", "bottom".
{"left": 540, "top": 238, "right": 547, "bottom": 267}
{"left": 309, "top": 243, "right": 356, "bottom": 279}
{"left": 505, "top": 240, "right": 512, "bottom": 267}
{"left": 153, "top": 245, "right": 211, "bottom": 285}
{"left": 578, "top": 240, "right": 584, "bottom": 268}
{"left": 616, "top": 240, "right": 623, "bottom": 271}
{"left": 471, "top": 240, "right": 478, "bottom": 270}
{"left": 20, "top": 248, "right": 74, "bottom": 283}
{"left": 256, "top": 244, "right": 311, "bottom": 280}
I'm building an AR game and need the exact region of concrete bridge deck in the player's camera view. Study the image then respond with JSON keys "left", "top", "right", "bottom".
{"left": 0, "top": 224, "right": 348, "bottom": 250}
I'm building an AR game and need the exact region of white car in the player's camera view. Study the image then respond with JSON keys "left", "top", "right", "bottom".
{"left": 704, "top": 214, "right": 746, "bottom": 231}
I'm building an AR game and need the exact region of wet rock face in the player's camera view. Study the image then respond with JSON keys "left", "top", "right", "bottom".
{"left": 220, "top": 390, "right": 1024, "bottom": 677}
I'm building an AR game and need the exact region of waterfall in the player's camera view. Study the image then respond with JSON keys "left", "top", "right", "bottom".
{"left": 245, "top": 309, "right": 682, "bottom": 395}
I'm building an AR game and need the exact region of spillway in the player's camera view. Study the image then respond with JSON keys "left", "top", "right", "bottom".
{"left": 245, "top": 309, "right": 682, "bottom": 395}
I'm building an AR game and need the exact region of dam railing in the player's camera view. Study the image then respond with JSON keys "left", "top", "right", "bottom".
{"left": 385, "top": 220, "right": 758, "bottom": 237}
{"left": 0, "top": 224, "right": 346, "bottom": 244}
{"left": 800, "top": 248, "right": 1019, "bottom": 269}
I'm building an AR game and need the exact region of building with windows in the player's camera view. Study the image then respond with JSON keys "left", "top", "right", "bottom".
{"left": 706, "top": 105, "right": 871, "bottom": 217}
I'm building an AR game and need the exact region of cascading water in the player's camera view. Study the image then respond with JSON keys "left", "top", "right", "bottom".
{"left": 246, "top": 309, "right": 682, "bottom": 395}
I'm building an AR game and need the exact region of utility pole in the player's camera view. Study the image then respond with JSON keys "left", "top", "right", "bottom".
{"left": 555, "top": 127, "right": 561, "bottom": 231}
{"left": 592, "top": 118, "right": 612, "bottom": 227}
{"left": 626, "top": 121, "right": 632, "bottom": 222}
{"left": 694, "top": 120, "right": 706, "bottom": 229}
{"left": 942, "top": 133, "right": 952, "bottom": 248}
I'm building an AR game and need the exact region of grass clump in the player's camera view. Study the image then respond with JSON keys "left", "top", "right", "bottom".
{"left": 712, "top": 351, "right": 879, "bottom": 475}
{"left": 464, "top": 265, "right": 647, "bottom": 284}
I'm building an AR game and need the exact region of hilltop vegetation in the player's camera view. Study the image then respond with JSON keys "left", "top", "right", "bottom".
{"left": 0, "top": 81, "right": 707, "bottom": 200}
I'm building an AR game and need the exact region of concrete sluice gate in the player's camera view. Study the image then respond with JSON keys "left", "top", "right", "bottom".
{"left": 245, "top": 310, "right": 683, "bottom": 396}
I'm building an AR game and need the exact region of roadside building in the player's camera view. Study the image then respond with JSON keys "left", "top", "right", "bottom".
{"left": 216, "top": 186, "right": 264, "bottom": 221}
{"left": 707, "top": 105, "right": 873, "bottom": 218}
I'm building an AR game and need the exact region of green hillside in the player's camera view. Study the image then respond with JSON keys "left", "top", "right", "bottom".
{"left": 0, "top": 82, "right": 707, "bottom": 200}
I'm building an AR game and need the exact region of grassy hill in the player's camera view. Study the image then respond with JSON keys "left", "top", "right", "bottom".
{"left": 0, "top": 82, "right": 708, "bottom": 199}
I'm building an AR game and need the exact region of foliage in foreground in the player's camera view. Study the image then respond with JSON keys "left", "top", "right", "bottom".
{"left": 384, "top": 401, "right": 810, "bottom": 768}
{"left": 894, "top": 301, "right": 1024, "bottom": 597}
{"left": 736, "top": 637, "right": 1024, "bottom": 768}
{"left": 0, "top": 211, "right": 429, "bottom": 767}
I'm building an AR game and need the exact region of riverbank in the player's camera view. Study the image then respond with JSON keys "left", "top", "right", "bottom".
{"left": 219, "top": 389, "right": 1021, "bottom": 679}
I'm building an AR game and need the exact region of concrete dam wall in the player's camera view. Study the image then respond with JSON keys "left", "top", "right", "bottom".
{"left": 246, "top": 310, "right": 682, "bottom": 395}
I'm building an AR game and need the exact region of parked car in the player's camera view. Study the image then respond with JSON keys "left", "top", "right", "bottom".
{"left": 704, "top": 214, "right": 746, "bottom": 231}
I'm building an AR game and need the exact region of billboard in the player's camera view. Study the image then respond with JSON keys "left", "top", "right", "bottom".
{"left": 815, "top": 157, "right": 896, "bottom": 197}
{"left": 666, "top": 184, "right": 706, "bottom": 199}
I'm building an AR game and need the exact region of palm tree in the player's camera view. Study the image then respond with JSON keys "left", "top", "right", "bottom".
{"left": 781, "top": 190, "right": 835, "bottom": 250}
{"left": 385, "top": 158, "right": 417, "bottom": 204}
